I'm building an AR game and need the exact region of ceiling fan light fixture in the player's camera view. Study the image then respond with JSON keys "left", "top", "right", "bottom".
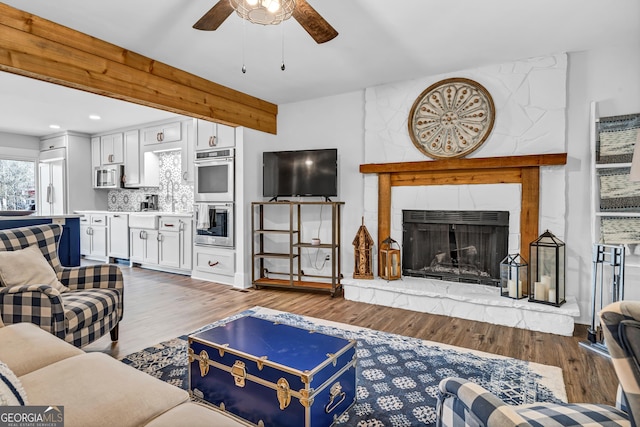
{"left": 230, "top": 0, "right": 295, "bottom": 25}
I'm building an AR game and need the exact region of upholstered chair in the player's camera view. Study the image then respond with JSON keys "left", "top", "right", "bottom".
{"left": 0, "top": 224, "right": 123, "bottom": 347}
{"left": 600, "top": 300, "right": 640, "bottom": 426}
{"left": 436, "top": 301, "right": 639, "bottom": 426}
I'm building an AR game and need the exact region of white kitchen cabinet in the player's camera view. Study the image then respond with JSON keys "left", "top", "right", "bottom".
{"left": 181, "top": 120, "right": 195, "bottom": 184}
{"left": 195, "top": 120, "right": 235, "bottom": 150}
{"left": 193, "top": 245, "right": 235, "bottom": 283}
{"left": 180, "top": 218, "right": 193, "bottom": 270}
{"left": 144, "top": 229, "right": 159, "bottom": 264}
{"left": 108, "top": 213, "right": 129, "bottom": 259}
{"left": 129, "top": 228, "right": 145, "bottom": 263}
{"left": 158, "top": 216, "right": 192, "bottom": 270}
{"left": 101, "top": 133, "right": 124, "bottom": 164}
{"left": 39, "top": 135, "right": 66, "bottom": 151}
{"left": 142, "top": 121, "right": 181, "bottom": 145}
{"left": 79, "top": 215, "right": 91, "bottom": 256}
{"left": 130, "top": 214, "right": 192, "bottom": 273}
{"left": 123, "top": 130, "right": 141, "bottom": 187}
{"left": 129, "top": 228, "right": 159, "bottom": 264}
{"left": 158, "top": 217, "right": 181, "bottom": 268}
{"left": 79, "top": 213, "right": 108, "bottom": 261}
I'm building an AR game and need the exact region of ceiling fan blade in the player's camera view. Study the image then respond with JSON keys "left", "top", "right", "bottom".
{"left": 292, "top": 0, "right": 338, "bottom": 44}
{"left": 193, "top": 1, "right": 235, "bottom": 31}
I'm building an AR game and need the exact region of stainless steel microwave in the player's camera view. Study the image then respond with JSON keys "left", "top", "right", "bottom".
{"left": 94, "top": 165, "right": 124, "bottom": 189}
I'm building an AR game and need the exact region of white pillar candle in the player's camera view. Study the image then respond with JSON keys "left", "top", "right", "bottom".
{"left": 508, "top": 279, "right": 522, "bottom": 298}
{"left": 548, "top": 288, "right": 556, "bottom": 303}
{"left": 534, "top": 281, "right": 547, "bottom": 301}
{"left": 508, "top": 280, "right": 516, "bottom": 298}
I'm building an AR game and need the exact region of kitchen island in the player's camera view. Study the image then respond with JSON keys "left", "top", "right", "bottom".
{"left": 0, "top": 214, "right": 81, "bottom": 266}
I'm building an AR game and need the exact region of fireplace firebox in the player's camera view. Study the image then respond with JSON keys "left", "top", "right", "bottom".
{"left": 402, "top": 210, "right": 509, "bottom": 286}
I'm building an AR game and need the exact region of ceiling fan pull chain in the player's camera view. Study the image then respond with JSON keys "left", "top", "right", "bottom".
{"left": 281, "top": 20, "right": 286, "bottom": 71}
{"left": 241, "top": 17, "right": 247, "bottom": 74}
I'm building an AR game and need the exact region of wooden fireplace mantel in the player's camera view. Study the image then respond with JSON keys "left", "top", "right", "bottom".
{"left": 359, "top": 153, "right": 567, "bottom": 265}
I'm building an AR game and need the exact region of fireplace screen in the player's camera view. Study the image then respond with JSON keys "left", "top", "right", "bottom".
{"left": 402, "top": 210, "right": 509, "bottom": 286}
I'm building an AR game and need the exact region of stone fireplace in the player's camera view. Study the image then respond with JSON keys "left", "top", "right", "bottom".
{"left": 402, "top": 210, "right": 509, "bottom": 286}
{"left": 342, "top": 153, "right": 580, "bottom": 336}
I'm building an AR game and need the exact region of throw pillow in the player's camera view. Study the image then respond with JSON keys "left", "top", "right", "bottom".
{"left": 0, "top": 361, "right": 27, "bottom": 406}
{"left": 0, "top": 244, "right": 69, "bottom": 293}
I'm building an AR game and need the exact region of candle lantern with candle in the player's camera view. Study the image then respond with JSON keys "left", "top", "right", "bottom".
{"left": 500, "top": 254, "right": 528, "bottom": 299}
{"left": 379, "top": 236, "right": 402, "bottom": 281}
{"left": 529, "top": 230, "right": 566, "bottom": 306}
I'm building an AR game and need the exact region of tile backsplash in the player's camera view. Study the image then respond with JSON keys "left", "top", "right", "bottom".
{"left": 107, "top": 151, "right": 194, "bottom": 212}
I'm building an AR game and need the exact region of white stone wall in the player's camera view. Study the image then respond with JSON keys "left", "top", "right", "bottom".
{"left": 363, "top": 54, "right": 568, "bottom": 270}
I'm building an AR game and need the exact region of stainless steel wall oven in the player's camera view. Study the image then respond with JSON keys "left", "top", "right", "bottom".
{"left": 194, "top": 148, "right": 234, "bottom": 202}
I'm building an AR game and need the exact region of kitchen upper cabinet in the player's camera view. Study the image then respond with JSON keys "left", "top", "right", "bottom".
{"left": 101, "top": 133, "right": 124, "bottom": 164}
{"left": 123, "top": 130, "right": 141, "bottom": 187}
{"left": 40, "top": 135, "right": 66, "bottom": 151}
{"left": 142, "top": 121, "right": 181, "bottom": 145}
{"left": 195, "top": 120, "right": 235, "bottom": 150}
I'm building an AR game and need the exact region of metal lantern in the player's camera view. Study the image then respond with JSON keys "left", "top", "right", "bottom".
{"left": 379, "top": 236, "right": 401, "bottom": 281}
{"left": 500, "top": 254, "right": 528, "bottom": 299}
{"left": 529, "top": 230, "right": 565, "bottom": 306}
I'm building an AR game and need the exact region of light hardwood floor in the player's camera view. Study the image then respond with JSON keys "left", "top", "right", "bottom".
{"left": 83, "top": 264, "right": 618, "bottom": 406}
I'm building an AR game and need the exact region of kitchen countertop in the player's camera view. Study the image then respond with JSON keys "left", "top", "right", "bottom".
{"left": 0, "top": 214, "right": 82, "bottom": 220}
{"left": 74, "top": 210, "right": 193, "bottom": 217}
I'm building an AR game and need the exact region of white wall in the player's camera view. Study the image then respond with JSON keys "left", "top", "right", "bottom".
{"left": 0, "top": 132, "right": 39, "bottom": 154}
{"left": 242, "top": 91, "right": 365, "bottom": 284}
{"left": 264, "top": 47, "right": 640, "bottom": 326}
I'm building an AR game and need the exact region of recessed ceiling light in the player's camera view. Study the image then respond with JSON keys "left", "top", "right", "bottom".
{"left": 89, "top": 115, "right": 101, "bottom": 120}
{"left": 49, "top": 124, "right": 60, "bottom": 129}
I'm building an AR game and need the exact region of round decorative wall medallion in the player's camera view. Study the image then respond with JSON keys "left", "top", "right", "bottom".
{"left": 408, "top": 77, "right": 495, "bottom": 159}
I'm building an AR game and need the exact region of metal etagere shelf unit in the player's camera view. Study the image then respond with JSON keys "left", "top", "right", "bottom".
{"left": 251, "top": 201, "right": 344, "bottom": 297}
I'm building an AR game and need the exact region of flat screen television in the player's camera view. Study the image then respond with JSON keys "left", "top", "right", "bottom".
{"left": 263, "top": 148, "right": 338, "bottom": 200}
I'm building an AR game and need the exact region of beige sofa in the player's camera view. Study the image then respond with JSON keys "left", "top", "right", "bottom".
{"left": 0, "top": 322, "right": 246, "bottom": 427}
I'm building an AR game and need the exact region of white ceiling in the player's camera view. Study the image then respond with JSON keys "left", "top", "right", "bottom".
{"left": 1, "top": 0, "right": 639, "bottom": 137}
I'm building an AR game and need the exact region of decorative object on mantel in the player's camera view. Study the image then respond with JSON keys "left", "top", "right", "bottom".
{"left": 352, "top": 217, "right": 374, "bottom": 279}
{"left": 529, "top": 230, "right": 565, "bottom": 307}
{"left": 379, "top": 237, "right": 401, "bottom": 281}
{"left": 407, "top": 77, "right": 495, "bottom": 160}
{"left": 579, "top": 243, "right": 625, "bottom": 357}
{"left": 500, "top": 254, "right": 528, "bottom": 299}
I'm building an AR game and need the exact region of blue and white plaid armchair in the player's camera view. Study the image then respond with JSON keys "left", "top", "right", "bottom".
{"left": 437, "top": 301, "right": 639, "bottom": 426}
{"left": 0, "top": 224, "right": 124, "bottom": 347}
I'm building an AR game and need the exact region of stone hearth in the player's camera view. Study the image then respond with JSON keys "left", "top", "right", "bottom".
{"left": 343, "top": 277, "right": 580, "bottom": 336}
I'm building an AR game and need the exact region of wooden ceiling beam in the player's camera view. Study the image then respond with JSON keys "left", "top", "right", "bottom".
{"left": 0, "top": 3, "right": 277, "bottom": 134}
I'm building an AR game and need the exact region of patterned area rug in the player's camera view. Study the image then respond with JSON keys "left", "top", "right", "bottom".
{"left": 121, "top": 306, "right": 567, "bottom": 426}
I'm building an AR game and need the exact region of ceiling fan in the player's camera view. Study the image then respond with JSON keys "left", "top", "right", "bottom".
{"left": 193, "top": 0, "right": 338, "bottom": 44}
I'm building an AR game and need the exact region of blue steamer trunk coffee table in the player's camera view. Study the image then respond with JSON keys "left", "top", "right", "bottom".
{"left": 188, "top": 316, "right": 357, "bottom": 427}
